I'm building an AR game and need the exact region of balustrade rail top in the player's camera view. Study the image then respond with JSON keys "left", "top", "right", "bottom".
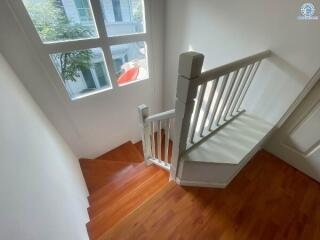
{"left": 145, "top": 109, "right": 176, "bottom": 123}
{"left": 198, "top": 50, "right": 271, "bottom": 84}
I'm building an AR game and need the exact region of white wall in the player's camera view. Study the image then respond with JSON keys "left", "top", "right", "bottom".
{"left": 0, "top": 0, "right": 164, "bottom": 158}
{"left": 0, "top": 54, "right": 89, "bottom": 239}
{"left": 163, "top": 0, "right": 320, "bottom": 125}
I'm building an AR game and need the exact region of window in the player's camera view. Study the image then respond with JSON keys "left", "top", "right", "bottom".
{"left": 22, "top": 0, "right": 98, "bottom": 43}
{"left": 20, "top": 0, "right": 149, "bottom": 100}
{"left": 113, "top": 58, "right": 124, "bottom": 75}
{"left": 74, "top": 0, "right": 91, "bottom": 22}
{"left": 112, "top": 0, "right": 122, "bottom": 22}
{"left": 110, "top": 41, "right": 148, "bottom": 86}
{"left": 94, "top": 62, "right": 108, "bottom": 87}
{"left": 100, "top": 0, "right": 146, "bottom": 36}
{"left": 50, "top": 48, "right": 111, "bottom": 99}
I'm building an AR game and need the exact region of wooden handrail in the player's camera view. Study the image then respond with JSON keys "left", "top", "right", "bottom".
{"left": 198, "top": 50, "right": 271, "bottom": 84}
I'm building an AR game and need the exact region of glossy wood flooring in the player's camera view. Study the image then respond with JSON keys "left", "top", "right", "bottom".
{"left": 98, "top": 150, "right": 320, "bottom": 240}
{"left": 80, "top": 141, "right": 170, "bottom": 240}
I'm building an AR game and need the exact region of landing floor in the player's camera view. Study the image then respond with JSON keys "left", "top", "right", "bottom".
{"left": 103, "top": 150, "right": 320, "bottom": 240}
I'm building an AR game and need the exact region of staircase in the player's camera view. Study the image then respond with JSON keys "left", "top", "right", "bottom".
{"left": 138, "top": 50, "right": 275, "bottom": 187}
{"left": 80, "top": 50, "right": 277, "bottom": 239}
{"left": 80, "top": 141, "right": 171, "bottom": 240}
{"left": 77, "top": 50, "right": 320, "bottom": 239}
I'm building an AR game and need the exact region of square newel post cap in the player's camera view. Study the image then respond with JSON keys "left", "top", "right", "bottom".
{"left": 178, "top": 52, "right": 204, "bottom": 79}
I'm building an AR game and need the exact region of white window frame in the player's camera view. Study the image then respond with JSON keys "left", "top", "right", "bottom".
{"left": 10, "top": 0, "right": 151, "bottom": 101}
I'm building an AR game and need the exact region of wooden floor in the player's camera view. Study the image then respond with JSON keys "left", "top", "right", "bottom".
{"left": 99, "top": 150, "right": 320, "bottom": 240}
{"left": 80, "top": 141, "right": 170, "bottom": 240}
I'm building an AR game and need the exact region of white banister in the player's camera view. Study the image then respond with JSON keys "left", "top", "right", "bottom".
{"left": 164, "top": 119, "right": 170, "bottom": 163}
{"left": 171, "top": 52, "right": 204, "bottom": 179}
{"left": 151, "top": 121, "right": 156, "bottom": 158}
{"left": 138, "top": 105, "right": 175, "bottom": 171}
{"left": 235, "top": 61, "right": 262, "bottom": 112}
{"left": 184, "top": 50, "right": 270, "bottom": 150}
{"left": 190, "top": 82, "right": 207, "bottom": 143}
{"left": 199, "top": 79, "right": 218, "bottom": 136}
{"left": 208, "top": 74, "right": 229, "bottom": 130}
{"left": 216, "top": 70, "right": 239, "bottom": 125}
{"left": 198, "top": 50, "right": 271, "bottom": 84}
{"left": 223, "top": 66, "right": 247, "bottom": 120}
{"left": 138, "top": 50, "right": 271, "bottom": 180}
{"left": 137, "top": 105, "right": 152, "bottom": 163}
{"left": 157, "top": 120, "right": 161, "bottom": 159}
{"left": 145, "top": 109, "right": 176, "bottom": 123}
{"left": 229, "top": 64, "right": 254, "bottom": 115}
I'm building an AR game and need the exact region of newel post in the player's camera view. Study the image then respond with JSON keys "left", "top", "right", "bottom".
{"left": 170, "top": 52, "right": 204, "bottom": 180}
{"left": 138, "top": 104, "right": 152, "bottom": 165}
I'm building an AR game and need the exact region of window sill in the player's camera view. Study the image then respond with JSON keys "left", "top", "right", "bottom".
{"left": 118, "top": 77, "right": 149, "bottom": 88}
{"left": 70, "top": 86, "right": 113, "bottom": 101}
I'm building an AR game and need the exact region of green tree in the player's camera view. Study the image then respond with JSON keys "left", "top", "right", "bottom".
{"left": 23, "top": 0, "right": 94, "bottom": 82}
{"left": 132, "top": 0, "right": 143, "bottom": 22}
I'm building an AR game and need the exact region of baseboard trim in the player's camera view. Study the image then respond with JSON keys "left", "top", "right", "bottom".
{"left": 176, "top": 178, "right": 228, "bottom": 188}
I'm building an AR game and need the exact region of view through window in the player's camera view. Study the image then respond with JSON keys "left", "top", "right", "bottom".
{"left": 21, "top": 0, "right": 148, "bottom": 100}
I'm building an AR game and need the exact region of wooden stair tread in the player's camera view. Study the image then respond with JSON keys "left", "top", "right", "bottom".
{"left": 95, "top": 141, "right": 143, "bottom": 162}
{"left": 97, "top": 181, "right": 176, "bottom": 240}
{"left": 80, "top": 140, "right": 171, "bottom": 239}
{"left": 80, "top": 159, "right": 139, "bottom": 169}
{"left": 87, "top": 169, "right": 169, "bottom": 240}
{"left": 88, "top": 164, "right": 162, "bottom": 218}
{"left": 81, "top": 160, "right": 138, "bottom": 194}
{"left": 88, "top": 162, "right": 152, "bottom": 204}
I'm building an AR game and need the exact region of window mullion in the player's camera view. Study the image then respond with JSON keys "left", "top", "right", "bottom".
{"left": 108, "top": 33, "right": 147, "bottom": 45}
{"left": 43, "top": 38, "right": 102, "bottom": 54}
{"left": 90, "top": 0, "right": 119, "bottom": 89}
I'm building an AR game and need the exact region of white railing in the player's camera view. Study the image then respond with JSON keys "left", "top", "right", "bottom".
{"left": 138, "top": 105, "right": 175, "bottom": 171}
{"left": 186, "top": 50, "right": 271, "bottom": 148}
{"left": 138, "top": 50, "right": 271, "bottom": 179}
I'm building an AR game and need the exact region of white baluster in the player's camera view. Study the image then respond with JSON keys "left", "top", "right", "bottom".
{"left": 208, "top": 74, "right": 229, "bottom": 130}
{"left": 157, "top": 120, "right": 162, "bottom": 160}
{"left": 224, "top": 66, "right": 247, "bottom": 119}
{"left": 229, "top": 64, "right": 254, "bottom": 115}
{"left": 236, "top": 61, "right": 261, "bottom": 112}
{"left": 164, "top": 119, "right": 170, "bottom": 164}
{"left": 189, "top": 82, "right": 207, "bottom": 143}
{"left": 199, "top": 79, "right": 219, "bottom": 137}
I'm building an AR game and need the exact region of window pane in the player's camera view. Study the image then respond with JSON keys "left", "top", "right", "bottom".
{"left": 50, "top": 48, "right": 112, "bottom": 99}
{"left": 110, "top": 41, "right": 148, "bottom": 86}
{"left": 22, "top": 0, "right": 98, "bottom": 43}
{"left": 100, "top": 0, "right": 145, "bottom": 36}
{"left": 112, "top": 0, "right": 123, "bottom": 22}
